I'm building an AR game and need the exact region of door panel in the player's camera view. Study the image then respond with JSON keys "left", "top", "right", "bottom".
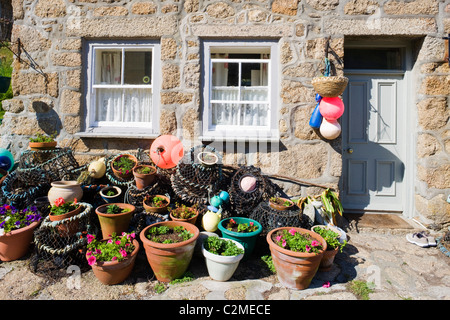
{"left": 342, "top": 74, "right": 405, "bottom": 212}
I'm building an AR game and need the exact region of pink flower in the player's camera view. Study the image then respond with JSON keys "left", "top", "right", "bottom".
{"left": 305, "top": 245, "right": 311, "bottom": 252}
{"left": 112, "top": 257, "right": 117, "bottom": 261}
{"left": 119, "top": 249, "right": 127, "bottom": 258}
{"left": 282, "top": 239, "right": 286, "bottom": 247}
{"left": 87, "top": 255, "right": 96, "bottom": 266}
{"left": 250, "top": 222, "right": 254, "bottom": 226}
{"left": 86, "top": 250, "right": 92, "bottom": 257}
{"left": 311, "top": 240, "right": 319, "bottom": 247}
{"left": 276, "top": 235, "right": 283, "bottom": 242}
{"left": 107, "top": 239, "right": 113, "bottom": 244}
{"left": 288, "top": 228, "right": 296, "bottom": 236}
{"left": 322, "top": 281, "right": 331, "bottom": 288}
{"left": 54, "top": 197, "right": 65, "bottom": 207}
{"left": 94, "top": 249, "right": 102, "bottom": 255}
{"left": 87, "top": 234, "right": 95, "bottom": 244}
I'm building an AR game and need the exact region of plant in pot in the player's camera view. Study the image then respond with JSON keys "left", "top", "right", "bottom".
{"left": 269, "top": 196, "right": 295, "bottom": 211}
{"left": 29, "top": 132, "right": 57, "bottom": 151}
{"left": 143, "top": 194, "right": 170, "bottom": 214}
{"left": 139, "top": 221, "right": 199, "bottom": 283}
{"left": 133, "top": 164, "right": 157, "bottom": 190}
{"left": 99, "top": 186, "right": 122, "bottom": 203}
{"left": 217, "top": 217, "right": 262, "bottom": 260}
{"left": 312, "top": 225, "right": 347, "bottom": 271}
{"left": 48, "top": 197, "right": 82, "bottom": 236}
{"left": 0, "top": 204, "right": 42, "bottom": 261}
{"left": 86, "top": 231, "right": 139, "bottom": 285}
{"left": 320, "top": 188, "right": 344, "bottom": 226}
{"left": 95, "top": 203, "right": 135, "bottom": 239}
{"left": 201, "top": 236, "right": 245, "bottom": 281}
{"left": 169, "top": 203, "right": 199, "bottom": 224}
{"left": 266, "top": 226, "right": 327, "bottom": 290}
{"left": 111, "top": 154, "right": 138, "bottom": 180}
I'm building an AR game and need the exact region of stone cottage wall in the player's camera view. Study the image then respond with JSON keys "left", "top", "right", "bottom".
{"left": 1, "top": 0, "right": 449, "bottom": 228}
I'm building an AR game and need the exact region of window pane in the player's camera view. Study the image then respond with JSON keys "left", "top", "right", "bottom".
{"left": 95, "top": 88, "right": 152, "bottom": 123}
{"left": 95, "top": 50, "right": 122, "bottom": 85}
{"left": 123, "top": 88, "right": 152, "bottom": 122}
{"left": 96, "top": 88, "right": 123, "bottom": 122}
{"left": 212, "top": 62, "right": 238, "bottom": 86}
{"left": 344, "top": 48, "right": 403, "bottom": 70}
{"left": 241, "top": 62, "right": 268, "bottom": 86}
{"left": 240, "top": 87, "right": 268, "bottom": 102}
{"left": 124, "top": 50, "right": 152, "bottom": 85}
{"left": 211, "top": 102, "right": 269, "bottom": 126}
{"left": 212, "top": 87, "right": 239, "bottom": 101}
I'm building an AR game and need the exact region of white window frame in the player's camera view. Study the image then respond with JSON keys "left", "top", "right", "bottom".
{"left": 201, "top": 40, "right": 280, "bottom": 142}
{"left": 81, "top": 40, "right": 161, "bottom": 138}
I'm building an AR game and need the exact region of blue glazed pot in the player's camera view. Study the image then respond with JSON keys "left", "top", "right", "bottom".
{"left": 218, "top": 217, "right": 262, "bottom": 260}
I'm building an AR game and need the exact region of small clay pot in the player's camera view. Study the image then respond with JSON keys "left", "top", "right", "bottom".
{"left": 143, "top": 195, "right": 170, "bottom": 214}
{"left": 133, "top": 165, "right": 157, "bottom": 190}
{"left": 95, "top": 203, "right": 136, "bottom": 239}
{"left": 49, "top": 205, "right": 83, "bottom": 236}
{"left": 169, "top": 207, "right": 199, "bottom": 225}
{"left": 29, "top": 141, "right": 57, "bottom": 151}
{"left": 0, "top": 221, "right": 40, "bottom": 262}
{"left": 111, "top": 154, "right": 138, "bottom": 180}
{"left": 269, "top": 197, "right": 295, "bottom": 211}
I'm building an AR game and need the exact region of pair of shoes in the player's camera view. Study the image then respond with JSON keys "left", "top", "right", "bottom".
{"left": 406, "top": 231, "right": 437, "bottom": 247}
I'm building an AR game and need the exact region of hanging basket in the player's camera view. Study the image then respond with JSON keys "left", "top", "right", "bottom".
{"left": 311, "top": 76, "right": 348, "bottom": 97}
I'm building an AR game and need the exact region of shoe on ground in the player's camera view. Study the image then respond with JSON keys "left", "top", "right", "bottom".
{"left": 406, "top": 232, "right": 429, "bottom": 247}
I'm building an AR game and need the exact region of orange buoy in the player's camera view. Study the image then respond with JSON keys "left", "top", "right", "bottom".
{"left": 150, "top": 135, "right": 184, "bottom": 169}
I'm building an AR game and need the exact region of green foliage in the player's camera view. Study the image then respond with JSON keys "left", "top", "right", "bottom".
{"left": 169, "top": 203, "right": 197, "bottom": 219}
{"left": 270, "top": 197, "right": 293, "bottom": 207}
{"left": 203, "top": 237, "right": 244, "bottom": 256}
{"left": 169, "top": 271, "right": 195, "bottom": 285}
{"left": 105, "top": 204, "right": 130, "bottom": 214}
{"left": 347, "top": 280, "right": 375, "bottom": 300}
{"left": 320, "top": 188, "right": 344, "bottom": 225}
{"left": 145, "top": 195, "right": 168, "bottom": 208}
{"left": 86, "top": 232, "right": 136, "bottom": 264}
{"left": 312, "top": 226, "right": 347, "bottom": 252}
{"left": 146, "top": 225, "right": 193, "bottom": 244}
{"left": 29, "top": 132, "right": 56, "bottom": 143}
{"left": 261, "top": 255, "right": 276, "bottom": 274}
{"left": 113, "top": 155, "right": 136, "bottom": 175}
{"left": 274, "top": 228, "right": 323, "bottom": 253}
{"left": 154, "top": 282, "right": 166, "bottom": 294}
{"left": 49, "top": 198, "right": 78, "bottom": 216}
{"left": 225, "top": 218, "right": 259, "bottom": 233}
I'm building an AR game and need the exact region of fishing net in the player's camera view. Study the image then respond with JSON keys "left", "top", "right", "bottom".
{"left": 16, "top": 148, "right": 84, "bottom": 186}
{"left": 170, "top": 145, "right": 223, "bottom": 206}
{"left": 29, "top": 203, "right": 98, "bottom": 279}
{"left": 248, "top": 201, "right": 307, "bottom": 235}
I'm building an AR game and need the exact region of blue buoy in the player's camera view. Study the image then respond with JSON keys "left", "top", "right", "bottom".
{"left": 0, "top": 148, "right": 14, "bottom": 171}
{"left": 309, "top": 102, "right": 323, "bottom": 129}
{"left": 219, "top": 191, "right": 230, "bottom": 203}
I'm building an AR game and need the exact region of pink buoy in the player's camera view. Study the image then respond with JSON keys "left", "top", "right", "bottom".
{"left": 150, "top": 135, "right": 184, "bottom": 169}
{"left": 320, "top": 118, "right": 341, "bottom": 140}
{"left": 319, "top": 97, "right": 345, "bottom": 120}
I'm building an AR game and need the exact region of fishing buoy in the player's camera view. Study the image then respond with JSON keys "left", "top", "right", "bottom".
{"left": 309, "top": 102, "right": 323, "bottom": 129}
{"left": 319, "top": 97, "right": 345, "bottom": 120}
{"left": 0, "top": 148, "right": 14, "bottom": 171}
{"left": 320, "top": 118, "right": 341, "bottom": 140}
{"left": 150, "top": 135, "right": 184, "bottom": 169}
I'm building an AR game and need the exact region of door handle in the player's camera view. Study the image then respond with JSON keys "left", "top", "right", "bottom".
{"left": 347, "top": 148, "right": 353, "bottom": 154}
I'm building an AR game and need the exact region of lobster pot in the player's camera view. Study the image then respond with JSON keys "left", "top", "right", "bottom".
{"left": 227, "top": 166, "right": 276, "bottom": 217}
{"left": 17, "top": 148, "right": 84, "bottom": 186}
{"left": 249, "top": 202, "right": 306, "bottom": 235}
{"left": 125, "top": 176, "right": 174, "bottom": 211}
{"left": 170, "top": 145, "right": 223, "bottom": 206}
{"left": 29, "top": 203, "right": 97, "bottom": 279}
{"left": 1, "top": 171, "right": 50, "bottom": 209}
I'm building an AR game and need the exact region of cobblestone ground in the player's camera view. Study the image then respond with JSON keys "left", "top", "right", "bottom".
{"left": 0, "top": 228, "right": 448, "bottom": 303}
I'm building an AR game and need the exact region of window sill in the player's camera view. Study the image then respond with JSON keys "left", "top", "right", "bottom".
{"left": 75, "top": 132, "right": 160, "bottom": 140}
{"left": 199, "top": 135, "right": 280, "bottom": 143}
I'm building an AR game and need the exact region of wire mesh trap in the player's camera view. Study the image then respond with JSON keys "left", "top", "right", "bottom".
{"left": 227, "top": 165, "right": 278, "bottom": 216}
{"left": 16, "top": 148, "right": 84, "bottom": 186}
{"left": 248, "top": 201, "right": 308, "bottom": 235}
{"left": 29, "top": 203, "right": 98, "bottom": 279}
{"left": 170, "top": 145, "right": 224, "bottom": 206}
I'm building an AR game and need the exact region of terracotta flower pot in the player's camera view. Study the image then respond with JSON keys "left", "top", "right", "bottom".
{"left": 140, "top": 221, "right": 199, "bottom": 283}
{"left": 111, "top": 154, "right": 138, "bottom": 180}
{"left": 95, "top": 203, "right": 136, "bottom": 239}
{"left": 311, "top": 225, "right": 343, "bottom": 271}
{"left": 143, "top": 195, "right": 170, "bottom": 214}
{"left": 49, "top": 205, "right": 83, "bottom": 236}
{"left": 133, "top": 165, "right": 157, "bottom": 190}
{"left": 266, "top": 227, "right": 326, "bottom": 290}
{"left": 87, "top": 239, "right": 139, "bottom": 285}
{"left": 269, "top": 197, "right": 295, "bottom": 211}
{"left": 169, "top": 207, "right": 199, "bottom": 225}
{"left": 0, "top": 221, "right": 40, "bottom": 262}
{"left": 29, "top": 141, "right": 57, "bottom": 151}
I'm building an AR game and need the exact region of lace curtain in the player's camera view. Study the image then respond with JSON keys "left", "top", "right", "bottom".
{"left": 95, "top": 51, "right": 152, "bottom": 123}
{"left": 211, "top": 56, "right": 269, "bottom": 127}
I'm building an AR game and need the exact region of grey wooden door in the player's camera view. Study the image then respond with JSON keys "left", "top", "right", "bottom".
{"left": 341, "top": 73, "right": 406, "bottom": 212}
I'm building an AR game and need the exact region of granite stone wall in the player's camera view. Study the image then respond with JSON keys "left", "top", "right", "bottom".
{"left": 1, "top": 0, "right": 449, "bottom": 228}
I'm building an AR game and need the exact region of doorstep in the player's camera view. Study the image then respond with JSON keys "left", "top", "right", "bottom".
{"left": 343, "top": 212, "right": 423, "bottom": 235}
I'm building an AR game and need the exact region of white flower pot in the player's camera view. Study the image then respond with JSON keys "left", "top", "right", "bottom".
{"left": 201, "top": 238, "right": 244, "bottom": 281}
